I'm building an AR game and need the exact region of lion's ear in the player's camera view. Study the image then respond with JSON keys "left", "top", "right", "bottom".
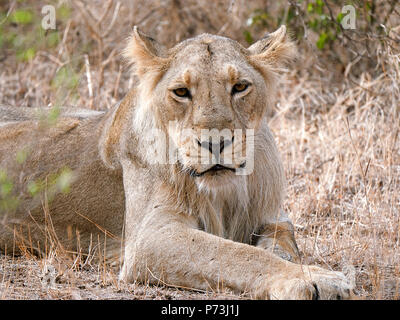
{"left": 248, "top": 25, "right": 296, "bottom": 68}
{"left": 123, "top": 26, "right": 169, "bottom": 76}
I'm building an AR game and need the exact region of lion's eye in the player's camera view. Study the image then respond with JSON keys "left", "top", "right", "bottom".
{"left": 232, "top": 83, "right": 249, "bottom": 94}
{"left": 173, "top": 88, "right": 191, "bottom": 98}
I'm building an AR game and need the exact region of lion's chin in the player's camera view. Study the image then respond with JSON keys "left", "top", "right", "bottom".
{"left": 193, "top": 169, "right": 239, "bottom": 191}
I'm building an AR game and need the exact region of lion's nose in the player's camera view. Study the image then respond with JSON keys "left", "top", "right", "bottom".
{"left": 196, "top": 136, "right": 234, "bottom": 157}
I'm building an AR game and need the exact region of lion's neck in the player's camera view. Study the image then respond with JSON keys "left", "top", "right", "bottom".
{"left": 194, "top": 177, "right": 257, "bottom": 243}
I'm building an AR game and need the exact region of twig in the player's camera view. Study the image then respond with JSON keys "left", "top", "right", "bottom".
{"left": 96, "top": 0, "right": 113, "bottom": 28}
{"left": 84, "top": 55, "right": 93, "bottom": 109}
{"left": 102, "top": 1, "right": 121, "bottom": 38}
{"left": 113, "top": 64, "right": 122, "bottom": 100}
{"left": 345, "top": 117, "right": 370, "bottom": 204}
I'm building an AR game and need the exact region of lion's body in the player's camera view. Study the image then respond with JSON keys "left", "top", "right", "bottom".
{"left": 0, "top": 106, "right": 124, "bottom": 257}
{"left": 0, "top": 27, "right": 353, "bottom": 299}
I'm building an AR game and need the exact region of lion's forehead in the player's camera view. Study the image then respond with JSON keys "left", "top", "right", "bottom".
{"left": 170, "top": 36, "right": 248, "bottom": 71}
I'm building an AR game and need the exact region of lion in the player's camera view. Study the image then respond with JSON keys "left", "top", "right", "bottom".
{"left": 0, "top": 26, "right": 354, "bottom": 299}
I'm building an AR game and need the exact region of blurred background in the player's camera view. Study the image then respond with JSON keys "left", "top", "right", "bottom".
{"left": 0, "top": 0, "right": 399, "bottom": 299}
{"left": 0, "top": 0, "right": 398, "bottom": 110}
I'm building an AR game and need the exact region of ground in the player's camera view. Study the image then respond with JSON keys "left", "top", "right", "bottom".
{"left": 0, "top": 254, "right": 241, "bottom": 300}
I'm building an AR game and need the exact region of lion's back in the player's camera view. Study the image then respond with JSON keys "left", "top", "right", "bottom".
{"left": 0, "top": 105, "right": 105, "bottom": 123}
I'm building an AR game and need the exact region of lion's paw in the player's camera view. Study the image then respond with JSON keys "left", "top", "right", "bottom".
{"left": 266, "top": 266, "right": 354, "bottom": 300}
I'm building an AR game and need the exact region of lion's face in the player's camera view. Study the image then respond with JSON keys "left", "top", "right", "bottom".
{"left": 153, "top": 36, "right": 267, "bottom": 188}
{"left": 124, "top": 27, "right": 295, "bottom": 189}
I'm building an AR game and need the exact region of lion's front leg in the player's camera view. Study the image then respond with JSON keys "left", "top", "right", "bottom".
{"left": 120, "top": 209, "right": 353, "bottom": 299}
{"left": 253, "top": 213, "right": 300, "bottom": 263}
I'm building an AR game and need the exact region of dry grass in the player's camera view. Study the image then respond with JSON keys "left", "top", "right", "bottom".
{"left": 275, "top": 48, "right": 400, "bottom": 299}
{"left": 0, "top": 253, "right": 243, "bottom": 299}
{"left": 0, "top": 0, "right": 399, "bottom": 299}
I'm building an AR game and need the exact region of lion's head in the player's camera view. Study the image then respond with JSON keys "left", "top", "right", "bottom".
{"left": 109, "top": 26, "right": 296, "bottom": 190}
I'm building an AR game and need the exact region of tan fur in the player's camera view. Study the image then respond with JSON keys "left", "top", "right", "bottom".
{"left": 0, "top": 26, "right": 354, "bottom": 299}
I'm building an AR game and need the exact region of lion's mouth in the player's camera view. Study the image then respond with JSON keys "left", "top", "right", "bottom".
{"left": 189, "top": 162, "right": 246, "bottom": 177}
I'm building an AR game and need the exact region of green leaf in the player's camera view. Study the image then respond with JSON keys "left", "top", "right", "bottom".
{"left": 11, "top": 9, "right": 33, "bottom": 25}
{"left": 243, "top": 30, "right": 253, "bottom": 44}
{"left": 1, "top": 181, "right": 13, "bottom": 197}
{"left": 0, "top": 170, "right": 7, "bottom": 183}
{"left": 0, "top": 196, "right": 19, "bottom": 213}
{"left": 57, "top": 168, "right": 73, "bottom": 194}
{"left": 336, "top": 12, "right": 344, "bottom": 23}
{"left": 17, "top": 47, "right": 35, "bottom": 61}
{"left": 57, "top": 4, "right": 71, "bottom": 21}
{"left": 47, "top": 31, "right": 59, "bottom": 47}
{"left": 52, "top": 66, "right": 79, "bottom": 90}
{"left": 16, "top": 149, "right": 28, "bottom": 164}
{"left": 315, "top": 0, "right": 324, "bottom": 15}
{"left": 47, "top": 106, "right": 61, "bottom": 126}
{"left": 27, "top": 181, "right": 39, "bottom": 196}
{"left": 308, "top": 19, "right": 319, "bottom": 31}
{"left": 316, "top": 32, "right": 328, "bottom": 50}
